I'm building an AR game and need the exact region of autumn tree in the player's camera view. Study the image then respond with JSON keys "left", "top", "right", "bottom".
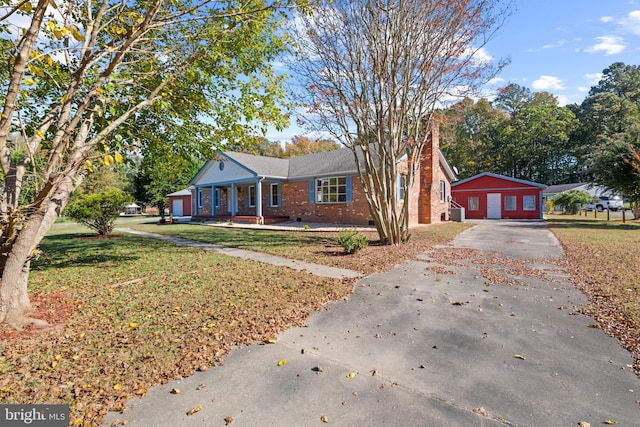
{"left": 0, "top": 0, "right": 306, "bottom": 328}
{"left": 289, "top": 0, "right": 511, "bottom": 244}
{"left": 283, "top": 135, "right": 339, "bottom": 157}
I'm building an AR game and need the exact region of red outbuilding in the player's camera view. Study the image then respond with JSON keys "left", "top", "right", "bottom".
{"left": 167, "top": 188, "right": 193, "bottom": 217}
{"left": 451, "top": 173, "right": 546, "bottom": 220}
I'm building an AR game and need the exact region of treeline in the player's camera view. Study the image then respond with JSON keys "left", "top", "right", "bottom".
{"left": 438, "top": 62, "right": 640, "bottom": 204}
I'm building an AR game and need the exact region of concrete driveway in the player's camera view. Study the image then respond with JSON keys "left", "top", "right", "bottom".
{"left": 103, "top": 220, "right": 639, "bottom": 426}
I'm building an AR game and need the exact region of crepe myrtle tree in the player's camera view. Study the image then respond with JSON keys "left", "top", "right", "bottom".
{"left": 289, "top": 0, "right": 512, "bottom": 244}
{"left": 0, "top": 0, "right": 310, "bottom": 328}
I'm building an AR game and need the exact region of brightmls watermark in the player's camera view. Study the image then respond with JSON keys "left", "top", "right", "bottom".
{"left": 0, "top": 405, "right": 69, "bottom": 426}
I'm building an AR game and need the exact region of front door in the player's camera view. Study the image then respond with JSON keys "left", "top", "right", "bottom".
{"left": 487, "top": 193, "right": 501, "bottom": 219}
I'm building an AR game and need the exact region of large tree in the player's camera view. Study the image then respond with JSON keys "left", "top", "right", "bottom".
{"left": 574, "top": 62, "right": 640, "bottom": 216}
{"left": 289, "top": 0, "right": 511, "bottom": 244}
{"left": 0, "top": 0, "right": 306, "bottom": 328}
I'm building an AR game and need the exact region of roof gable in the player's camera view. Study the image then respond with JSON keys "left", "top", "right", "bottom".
{"left": 452, "top": 172, "right": 546, "bottom": 190}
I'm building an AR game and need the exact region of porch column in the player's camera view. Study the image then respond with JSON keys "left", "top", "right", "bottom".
{"left": 231, "top": 183, "right": 237, "bottom": 216}
{"left": 194, "top": 187, "right": 199, "bottom": 216}
{"left": 255, "top": 178, "right": 263, "bottom": 224}
{"left": 211, "top": 185, "right": 216, "bottom": 216}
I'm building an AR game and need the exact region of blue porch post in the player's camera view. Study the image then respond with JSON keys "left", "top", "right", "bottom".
{"left": 255, "top": 178, "right": 263, "bottom": 224}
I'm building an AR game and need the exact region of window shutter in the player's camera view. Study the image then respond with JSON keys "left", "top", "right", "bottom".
{"left": 346, "top": 176, "right": 352, "bottom": 203}
{"left": 277, "top": 186, "right": 282, "bottom": 206}
{"left": 266, "top": 185, "right": 271, "bottom": 207}
{"left": 309, "top": 180, "right": 315, "bottom": 204}
{"left": 244, "top": 187, "right": 249, "bottom": 207}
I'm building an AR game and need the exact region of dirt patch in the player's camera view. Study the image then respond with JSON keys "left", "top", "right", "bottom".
{"left": 0, "top": 292, "right": 76, "bottom": 341}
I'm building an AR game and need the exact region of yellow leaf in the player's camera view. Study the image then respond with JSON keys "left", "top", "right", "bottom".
{"left": 578, "top": 422, "right": 590, "bottom": 427}
{"left": 48, "top": 21, "right": 55, "bottom": 31}
{"left": 277, "top": 359, "right": 286, "bottom": 366}
{"left": 129, "top": 322, "right": 138, "bottom": 328}
{"left": 55, "top": 354, "right": 63, "bottom": 361}
{"left": 53, "top": 28, "right": 63, "bottom": 40}
{"left": 170, "top": 388, "right": 180, "bottom": 394}
{"left": 103, "top": 154, "right": 114, "bottom": 165}
{"left": 45, "top": 54, "right": 53, "bottom": 66}
{"left": 24, "top": 77, "right": 35, "bottom": 86}
{"left": 35, "top": 129, "right": 45, "bottom": 139}
{"left": 604, "top": 420, "right": 616, "bottom": 425}
{"left": 114, "top": 152, "right": 123, "bottom": 163}
{"left": 320, "top": 415, "right": 328, "bottom": 423}
{"left": 48, "top": 0, "right": 58, "bottom": 9}
{"left": 346, "top": 372, "right": 357, "bottom": 379}
{"left": 113, "top": 383, "right": 122, "bottom": 390}
{"left": 513, "top": 354, "right": 526, "bottom": 360}
{"left": 19, "top": 2, "right": 32, "bottom": 12}
{"left": 70, "top": 26, "right": 85, "bottom": 41}
{"left": 265, "top": 338, "right": 277, "bottom": 344}
{"left": 186, "top": 405, "right": 202, "bottom": 416}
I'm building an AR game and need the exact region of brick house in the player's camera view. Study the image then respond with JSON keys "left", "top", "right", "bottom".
{"left": 190, "top": 130, "right": 456, "bottom": 226}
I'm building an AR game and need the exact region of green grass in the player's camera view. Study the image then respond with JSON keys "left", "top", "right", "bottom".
{"left": 0, "top": 220, "right": 472, "bottom": 426}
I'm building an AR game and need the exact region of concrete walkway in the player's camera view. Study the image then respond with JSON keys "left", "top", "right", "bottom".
{"left": 117, "top": 228, "right": 363, "bottom": 280}
{"left": 104, "top": 221, "right": 639, "bottom": 426}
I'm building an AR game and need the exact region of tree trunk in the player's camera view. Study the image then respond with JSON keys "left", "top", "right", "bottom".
{"left": 0, "top": 178, "right": 76, "bottom": 328}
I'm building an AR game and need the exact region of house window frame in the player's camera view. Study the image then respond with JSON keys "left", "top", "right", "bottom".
{"left": 505, "top": 195, "right": 517, "bottom": 211}
{"left": 198, "top": 189, "right": 204, "bottom": 208}
{"left": 439, "top": 180, "right": 446, "bottom": 203}
{"left": 398, "top": 174, "right": 406, "bottom": 200}
{"left": 523, "top": 195, "right": 536, "bottom": 211}
{"left": 468, "top": 196, "right": 479, "bottom": 211}
{"left": 316, "top": 177, "right": 347, "bottom": 203}
{"left": 248, "top": 185, "right": 256, "bottom": 207}
{"left": 270, "top": 183, "right": 280, "bottom": 207}
{"left": 214, "top": 188, "right": 221, "bottom": 208}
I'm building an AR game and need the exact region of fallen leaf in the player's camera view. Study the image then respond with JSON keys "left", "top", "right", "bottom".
{"left": 265, "top": 338, "right": 277, "bottom": 344}
{"left": 320, "top": 415, "right": 328, "bottom": 423}
{"left": 472, "top": 407, "right": 488, "bottom": 416}
{"left": 277, "top": 359, "right": 287, "bottom": 366}
{"left": 604, "top": 420, "right": 616, "bottom": 425}
{"left": 187, "top": 405, "right": 202, "bottom": 416}
{"left": 224, "top": 416, "right": 234, "bottom": 425}
{"left": 170, "top": 388, "right": 181, "bottom": 394}
{"left": 196, "top": 383, "right": 206, "bottom": 390}
{"left": 578, "top": 422, "right": 590, "bottom": 427}
{"left": 113, "top": 383, "right": 122, "bottom": 390}
{"left": 346, "top": 372, "right": 357, "bottom": 379}
{"left": 513, "top": 354, "right": 526, "bottom": 360}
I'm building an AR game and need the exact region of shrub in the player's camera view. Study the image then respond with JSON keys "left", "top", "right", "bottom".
{"left": 65, "top": 188, "right": 133, "bottom": 235}
{"left": 552, "top": 190, "right": 592, "bottom": 214}
{"left": 336, "top": 228, "right": 368, "bottom": 254}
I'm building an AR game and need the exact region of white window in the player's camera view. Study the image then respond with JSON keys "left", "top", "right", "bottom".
{"left": 249, "top": 185, "right": 256, "bottom": 207}
{"left": 439, "top": 180, "right": 446, "bottom": 202}
{"left": 198, "top": 189, "right": 204, "bottom": 208}
{"left": 316, "top": 177, "right": 347, "bottom": 203}
{"left": 523, "top": 195, "right": 536, "bottom": 211}
{"left": 398, "top": 175, "right": 406, "bottom": 200}
{"left": 270, "top": 183, "right": 280, "bottom": 207}
{"left": 468, "top": 196, "right": 479, "bottom": 211}
{"left": 505, "top": 195, "right": 516, "bottom": 211}
{"left": 214, "top": 188, "right": 221, "bottom": 208}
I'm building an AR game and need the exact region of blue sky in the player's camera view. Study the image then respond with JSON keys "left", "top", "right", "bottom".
{"left": 267, "top": 0, "right": 640, "bottom": 141}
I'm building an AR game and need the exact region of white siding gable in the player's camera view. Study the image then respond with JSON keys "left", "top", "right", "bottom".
{"left": 194, "top": 160, "right": 255, "bottom": 185}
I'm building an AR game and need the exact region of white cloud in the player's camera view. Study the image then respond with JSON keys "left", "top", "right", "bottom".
{"left": 577, "top": 86, "right": 589, "bottom": 92}
{"left": 600, "top": 16, "right": 614, "bottom": 23}
{"left": 532, "top": 75, "right": 566, "bottom": 91}
{"left": 542, "top": 39, "right": 567, "bottom": 49}
{"left": 487, "top": 77, "right": 505, "bottom": 86}
{"left": 619, "top": 10, "right": 640, "bottom": 35}
{"left": 585, "top": 35, "right": 626, "bottom": 55}
{"left": 556, "top": 95, "right": 570, "bottom": 106}
{"left": 584, "top": 72, "right": 602, "bottom": 84}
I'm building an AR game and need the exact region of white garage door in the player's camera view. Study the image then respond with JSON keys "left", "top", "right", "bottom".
{"left": 172, "top": 199, "right": 183, "bottom": 217}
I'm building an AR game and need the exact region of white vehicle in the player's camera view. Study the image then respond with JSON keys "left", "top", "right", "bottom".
{"left": 585, "top": 195, "right": 624, "bottom": 212}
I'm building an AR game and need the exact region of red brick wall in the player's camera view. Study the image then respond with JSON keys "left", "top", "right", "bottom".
{"left": 168, "top": 195, "right": 192, "bottom": 216}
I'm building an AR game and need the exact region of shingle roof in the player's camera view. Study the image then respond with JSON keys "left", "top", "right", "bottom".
{"left": 288, "top": 147, "right": 361, "bottom": 178}
{"left": 543, "top": 182, "right": 589, "bottom": 195}
{"left": 452, "top": 172, "right": 546, "bottom": 188}
{"left": 223, "top": 151, "right": 290, "bottom": 178}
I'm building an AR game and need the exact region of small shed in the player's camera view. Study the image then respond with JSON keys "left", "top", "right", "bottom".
{"left": 167, "top": 188, "right": 192, "bottom": 217}
{"left": 451, "top": 173, "right": 546, "bottom": 220}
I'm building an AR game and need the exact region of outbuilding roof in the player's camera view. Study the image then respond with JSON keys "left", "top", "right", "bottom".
{"left": 452, "top": 172, "right": 546, "bottom": 189}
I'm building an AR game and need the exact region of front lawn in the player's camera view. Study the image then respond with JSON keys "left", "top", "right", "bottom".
{"left": 126, "top": 221, "right": 474, "bottom": 275}
{"left": 0, "top": 221, "right": 471, "bottom": 426}
{"left": 546, "top": 215, "right": 640, "bottom": 374}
